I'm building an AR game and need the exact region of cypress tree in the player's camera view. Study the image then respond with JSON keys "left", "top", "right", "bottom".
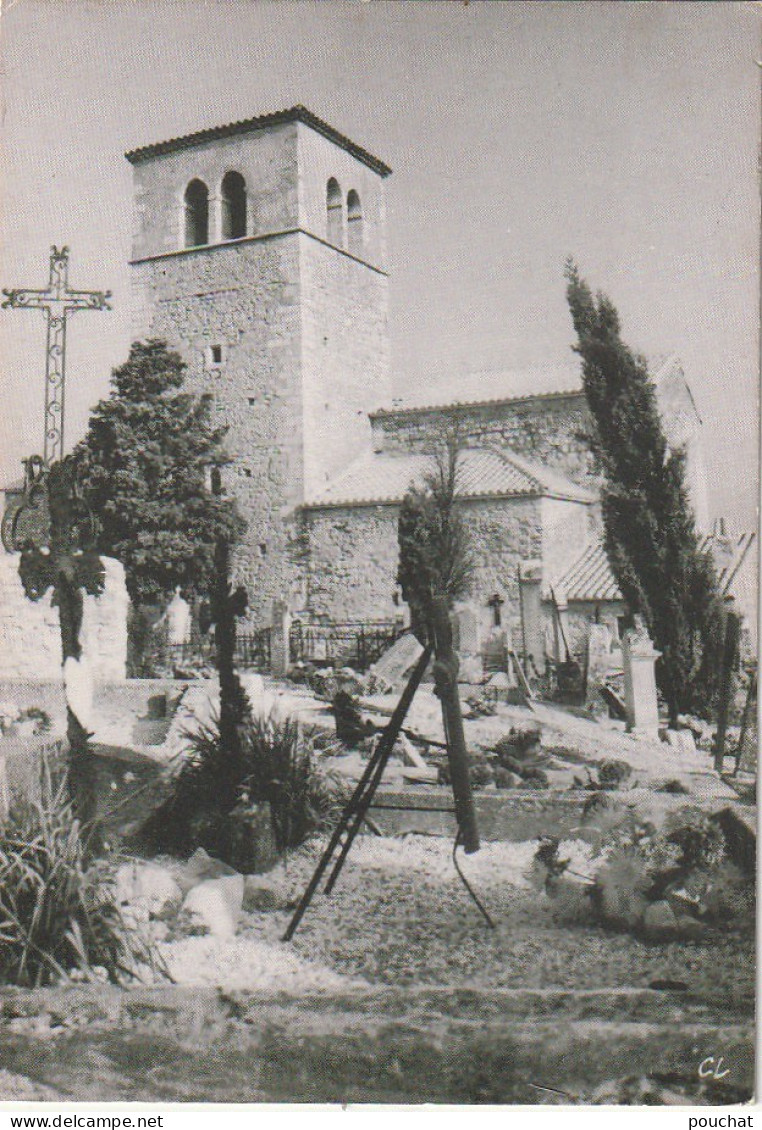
{"left": 564, "top": 260, "right": 723, "bottom": 724}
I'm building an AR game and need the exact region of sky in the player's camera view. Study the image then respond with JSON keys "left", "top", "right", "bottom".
{"left": 0, "top": 0, "right": 759, "bottom": 530}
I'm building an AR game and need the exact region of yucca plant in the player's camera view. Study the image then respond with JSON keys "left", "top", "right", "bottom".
{"left": 0, "top": 757, "right": 157, "bottom": 987}
{"left": 241, "top": 714, "right": 346, "bottom": 851}
{"left": 143, "top": 711, "right": 346, "bottom": 860}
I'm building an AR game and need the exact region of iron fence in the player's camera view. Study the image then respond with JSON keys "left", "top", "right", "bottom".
{"left": 289, "top": 620, "right": 404, "bottom": 672}
{"left": 140, "top": 628, "right": 272, "bottom": 676}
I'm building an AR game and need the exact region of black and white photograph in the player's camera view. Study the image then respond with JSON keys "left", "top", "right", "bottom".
{"left": 0, "top": 0, "right": 757, "bottom": 1112}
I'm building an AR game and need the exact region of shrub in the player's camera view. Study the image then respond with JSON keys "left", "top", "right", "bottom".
{"left": 597, "top": 759, "right": 632, "bottom": 790}
{"left": 241, "top": 714, "right": 346, "bottom": 851}
{"left": 0, "top": 759, "right": 155, "bottom": 987}
{"left": 538, "top": 803, "right": 753, "bottom": 935}
{"left": 493, "top": 725, "right": 542, "bottom": 765}
{"left": 144, "top": 710, "right": 346, "bottom": 861}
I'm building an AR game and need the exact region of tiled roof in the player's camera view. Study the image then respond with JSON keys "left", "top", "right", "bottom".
{"left": 371, "top": 355, "right": 684, "bottom": 419}
{"left": 305, "top": 447, "right": 594, "bottom": 509}
{"left": 551, "top": 540, "right": 623, "bottom": 603}
{"left": 371, "top": 386, "right": 585, "bottom": 419}
{"left": 125, "top": 105, "right": 392, "bottom": 176}
{"left": 699, "top": 530, "right": 757, "bottom": 596}
{"left": 552, "top": 527, "right": 758, "bottom": 607}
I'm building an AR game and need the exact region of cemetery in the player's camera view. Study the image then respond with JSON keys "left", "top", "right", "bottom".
{"left": 0, "top": 563, "right": 754, "bottom": 1101}
{"left": 0, "top": 92, "right": 755, "bottom": 1108}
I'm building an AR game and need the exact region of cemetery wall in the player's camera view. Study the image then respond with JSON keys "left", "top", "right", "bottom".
{"left": 0, "top": 555, "right": 128, "bottom": 681}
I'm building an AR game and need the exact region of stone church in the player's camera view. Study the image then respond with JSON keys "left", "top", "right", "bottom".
{"left": 125, "top": 105, "right": 734, "bottom": 668}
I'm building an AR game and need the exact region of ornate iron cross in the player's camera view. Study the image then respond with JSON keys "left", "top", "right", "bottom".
{"left": 3, "top": 246, "right": 111, "bottom": 465}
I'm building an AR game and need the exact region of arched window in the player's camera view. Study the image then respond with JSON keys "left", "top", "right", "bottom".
{"left": 346, "top": 189, "right": 363, "bottom": 255}
{"left": 221, "top": 171, "right": 247, "bottom": 240}
{"left": 184, "top": 179, "right": 209, "bottom": 247}
{"left": 326, "top": 177, "right": 343, "bottom": 246}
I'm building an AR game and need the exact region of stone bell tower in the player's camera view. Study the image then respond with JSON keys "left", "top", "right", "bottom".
{"left": 126, "top": 106, "right": 391, "bottom": 619}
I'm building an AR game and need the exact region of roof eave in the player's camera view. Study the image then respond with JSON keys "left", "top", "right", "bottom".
{"left": 369, "top": 387, "right": 586, "bottom": 419}
{"left": 302, "top": 488, "right": 548, "bottom": 511}
{"left": 125, "top": 105, "right": 392, "bottom": 177}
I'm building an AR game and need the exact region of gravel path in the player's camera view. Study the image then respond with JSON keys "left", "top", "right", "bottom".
{"left": 163, "top": 834, "right": 754, "bottom": 1000}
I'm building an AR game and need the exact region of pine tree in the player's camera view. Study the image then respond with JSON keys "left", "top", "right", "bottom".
{"left": 564, "top": 261, "right": 724, "bottom": 724}
{"left": 75, "top": 340, "right": 244, "bottom": 606}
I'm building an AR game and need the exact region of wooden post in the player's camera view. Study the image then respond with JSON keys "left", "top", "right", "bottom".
{"left": 734, "top": 666, "right": 756, "bottom": 776}
{"left": 431, "top": 596, "right": 479, "bottom": 854}
{"left": 714, "top": 603, "right": 741, "bottom": 773}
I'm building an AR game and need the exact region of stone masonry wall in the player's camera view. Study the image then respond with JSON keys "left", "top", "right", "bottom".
{"left": 371, "top": 395, "right": 599, "bottom": 492}
{"left": 541, "top": 496, "right": 594, "bottom": 587}
{"left": 131, "top": 239, "right": 305, "bottom": 622}
{"left": 553, "top": 600, "right": 624, "bottom": 659}
{"left": 303, "top": 496, "right": 544, "bottom": 640}
{"left": 0, "top": 555, "right": 128, "bottom": 681}
{"left": 299, "top": 236, "right": 390, "bottom": 498}
{"left": 130, "top": 121, "right": 300, "bottom": 262}
{"left": 296, "top": 121, "right": 387, "bottom": 271}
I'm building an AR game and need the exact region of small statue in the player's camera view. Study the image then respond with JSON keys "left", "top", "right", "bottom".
{"left": 159, "top": 586, "right": 192, "bottom": 646}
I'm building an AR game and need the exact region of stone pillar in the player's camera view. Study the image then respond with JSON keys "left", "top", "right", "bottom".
{"left": 621, "top": 617, "right": 661, "bottom": 739}
{"left": 518, "top": 560, "right": 544, "bottom": 674}
{"left": 270, "top": 599, "right": 291, "bottom": 677}
{"left": 209, "top": 194, "right": 223, "bottom": 244}
{"left": 551, "top": 587, "right": 570, "bottom": 663}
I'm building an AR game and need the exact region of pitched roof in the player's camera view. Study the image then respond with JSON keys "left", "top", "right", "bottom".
{"left": 125, "top": 105, "right": 392, "bottom": 176}
{"left": 698, "top": 529, "right": 757, "bottom": 597}
{"left": 370, "top": 387, "right": 585, "bottom": 419}
{"left": 370, "top": 355, "right": 685, "bottom": 419}
{"left": 553, "top": 527, "right": 758, "bottom": 607}
{"left": 550, "top": 540, "right": 623, "bottom": 603}
{"left": 304, "top": 447, "right": 594, "bottom": 509}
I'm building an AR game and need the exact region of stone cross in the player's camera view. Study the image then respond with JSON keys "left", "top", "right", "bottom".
{"left": 3, "top": 247, "right": 111, "bottom": 465}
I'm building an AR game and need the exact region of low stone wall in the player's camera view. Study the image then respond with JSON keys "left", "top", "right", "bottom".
{"left": 0, "top": 554, "right": 129, "bottom": 681}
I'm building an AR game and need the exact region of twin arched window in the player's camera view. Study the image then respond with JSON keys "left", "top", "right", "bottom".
{"left": 326, "top": 179, "right": 364, "bottom": 253}
{"left": 183, "top": 171, "right": 248, "bottom": 248}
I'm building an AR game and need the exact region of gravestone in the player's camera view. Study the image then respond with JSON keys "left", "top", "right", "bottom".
{"left": 163, "top": 587, "right": 191, "bottom": 646}
{"left": 368, "top": 631, "right": 424, "bottom": 692}
{"left": 587, "top": 623, "right": 614, "bottom": 684}
{"left": 621, "top": 616, "right": 661, "bottom": 740}
{"left": 518, "top": 561, "right": 544, "bottom": 674}
{"left": 454, "top": 603, "right": 483, "bottom": 683}
{"left": 270, "top": 599, "right": 291, "bottom": 677}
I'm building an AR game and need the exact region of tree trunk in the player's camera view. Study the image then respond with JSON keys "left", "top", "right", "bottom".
{"left": 56, "top": 570, "right": 101, "bottom": 853}
{"left": 213, "top": 536, "right": 243, "bottom": 762}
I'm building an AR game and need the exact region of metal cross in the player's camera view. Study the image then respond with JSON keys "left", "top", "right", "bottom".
{"left": 3, "top": 246, "right": 111, "bottom": 465}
